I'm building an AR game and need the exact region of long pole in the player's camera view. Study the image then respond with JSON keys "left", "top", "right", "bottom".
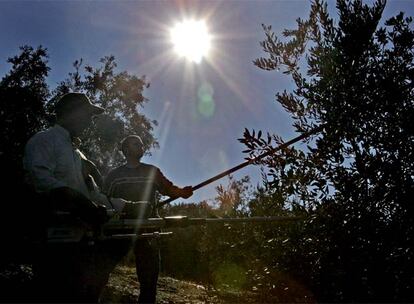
{"left": 105, "top": 216, "right": 303, "bottom": 231}
{"left": 159, "top": 125, "right": 323, "bottom": 207}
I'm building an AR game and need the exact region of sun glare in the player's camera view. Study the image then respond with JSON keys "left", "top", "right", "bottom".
{"left": 170, "top": 19, "right": 211, "bottom": 63}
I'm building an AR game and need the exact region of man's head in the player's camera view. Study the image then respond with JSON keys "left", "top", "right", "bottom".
{"left": 121, "top": 135, "right": 145, "bottom": 160}
{"left": 55, "top": 93, "right": 104, "bottom": 137}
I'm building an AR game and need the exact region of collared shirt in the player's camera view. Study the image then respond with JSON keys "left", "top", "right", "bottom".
{"left": 23, "top": 124, "right": 104, "bottom": 203}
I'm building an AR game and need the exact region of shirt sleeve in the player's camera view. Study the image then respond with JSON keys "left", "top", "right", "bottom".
{"left": 102, "top": 169, "right": 115, "bottom": 196}
{"left": 155, "top": 168, "right": 183, "bottom": 198}
{"left": 23, "top": 134, "right": 67, "bottom": 193}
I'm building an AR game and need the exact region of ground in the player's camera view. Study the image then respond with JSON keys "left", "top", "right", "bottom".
{"left": 102, "top": 265, "right": 259, "bottom": 303}
{"left": 102, "top": 266, "right": 218, "bottom": 303}
{"left": 1, "top": 264, "right": 257, "bottom": 303}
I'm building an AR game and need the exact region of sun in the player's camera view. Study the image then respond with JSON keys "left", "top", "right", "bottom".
{"left": 170, "top": 19, "right": 211, "bottom": 64}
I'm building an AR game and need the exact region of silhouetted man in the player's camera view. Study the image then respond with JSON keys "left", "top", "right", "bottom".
{"left": 104, "top": 135, "right": 193, "bottom": 304}
{"left": 23, "top": 92, "right": 129, "bottom": 302}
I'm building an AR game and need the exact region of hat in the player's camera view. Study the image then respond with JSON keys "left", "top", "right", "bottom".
{"left": 55, "top": 93, "right": 104, "bottom": 117}
{"left": 120, "top": 135, "right": 145, "bottom": 156}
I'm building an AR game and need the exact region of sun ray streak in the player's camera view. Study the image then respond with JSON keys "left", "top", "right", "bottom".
{"left": 154, "top": 100, "right": 175, "bottom": 161}
{"left": 207, "top": 56, "right": 252, "bottom": 109}
{"left": 132, "top": 50, "right": 177, "bottom": 82}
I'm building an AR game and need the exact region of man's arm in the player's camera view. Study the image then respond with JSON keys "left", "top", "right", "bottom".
{"left": 102, "top": 169, "right": 114, "bottom": 196}
{"left": 82, "top": 159, "right": 103, "bottom": 189}
{"left": 156, "top": 168, "right": 193, "bottom": 199}
{"left": 23, "top": 135, "right": 67, "bottom": 193}
{"left": 24, "top": 136, "right": 108, "bottom": 226}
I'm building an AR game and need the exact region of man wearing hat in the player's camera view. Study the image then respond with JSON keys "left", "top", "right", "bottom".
{"left": 23, "top": 92, "right": 129, "bottom": 302}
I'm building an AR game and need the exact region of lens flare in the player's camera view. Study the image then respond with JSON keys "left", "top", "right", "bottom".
{"left": 212, "top": 263, "right": 246, "bottom": 291}
{"left": 197, "top": 82, "right": 215, "bottom": 118}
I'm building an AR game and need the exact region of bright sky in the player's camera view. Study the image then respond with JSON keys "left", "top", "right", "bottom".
{"left": 1, "top": 0, "right": 413, "bottom": 204}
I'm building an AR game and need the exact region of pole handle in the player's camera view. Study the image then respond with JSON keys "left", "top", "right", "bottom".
{"left": 159, "top": 125, "right": 323, "bottom": 207}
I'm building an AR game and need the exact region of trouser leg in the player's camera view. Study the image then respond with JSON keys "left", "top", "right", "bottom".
{"left": 92, "top": 239, "right": 132, "bottom": 302}
{"left": 32, "top": 243, "right": 86, "bottom": 303}
{"left": 32, "top": 240, "right": 131, "bottom": 303}
{"left": 135, "top": 239, "right": 160, "bottom": 304}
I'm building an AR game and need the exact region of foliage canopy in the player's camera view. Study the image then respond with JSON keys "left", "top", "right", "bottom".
{"left": 240, "top": 0, "right": 414, "bottom": 301}
{"left": 0, "top": 47, "right": 157, "bottom": 185}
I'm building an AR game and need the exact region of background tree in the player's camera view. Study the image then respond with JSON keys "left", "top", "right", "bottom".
{"left": 0, "top": 45, "right": 50, "bottom": 194}
{"left": 214, "top": 175, "right": 251, "bottom": 216}
{"left": 50, "top": 56, "right": 158, "bottom": 174}
{"left": 0, "top": 47, "right": 157, "bottom": 183}
{"left": 0, "top": 45, "right": 51, "bottom": 265}
{"left": 241, "top": 0, "right": 414, "bottom": 301}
